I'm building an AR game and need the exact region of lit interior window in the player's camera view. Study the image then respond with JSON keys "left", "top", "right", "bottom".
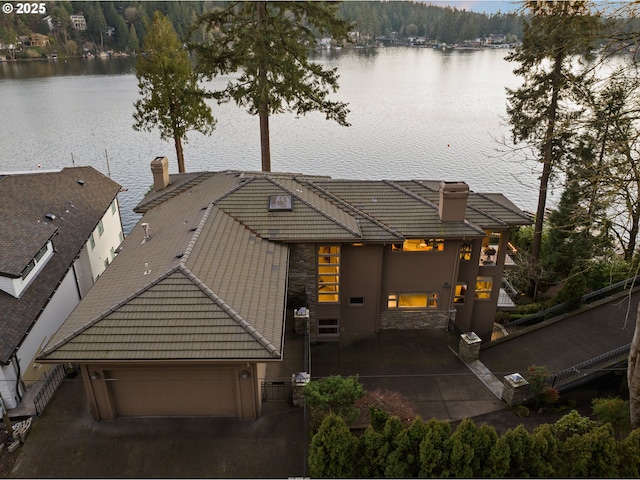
{"left": 392, "top": 239, "right": 444, "bottom": 252}
{"left": 318, "top": 246, "right": 340, "bottom": 303}
{"left": 454, "top": 282, "right": 468, "bottom": 303}
{"left": 460, "top": 243, "right": 472, "bottom": 261}
{"left": 475, "top": 277, "right": 493, "bottom": 299}
{"left": 387, "top": 292, "right": 438, "bottom": 309}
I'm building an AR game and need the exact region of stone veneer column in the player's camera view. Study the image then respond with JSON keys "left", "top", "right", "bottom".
{"left": 288, "top": 244, "right": 317, "bottom": 340}
{"left": 501, "top": 373, "right": 530, "bottom": 406}
{"left": 458, "top": 332, "right": 482, "bottom": 361}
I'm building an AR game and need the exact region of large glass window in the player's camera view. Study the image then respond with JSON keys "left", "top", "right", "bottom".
{"left": 392, "top": 239, "right": 444, "bottom": 252}
{"left": 318, "top": 245, "right": 340, "bottom": 303}
{"left": 475, "top": 277, "right": 493, "bottom": 299}
{"left": 387, "top": 292, "right": 438, "bottom": 309}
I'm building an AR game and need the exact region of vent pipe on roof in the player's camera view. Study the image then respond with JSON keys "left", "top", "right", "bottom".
{"left": 150, "top": 156, "right": 170, "bottom": 191}
{"left": 438, "top": 181, "right": 469, "bottom": 222}
{"left": 141, "top": 222, "right": 151, "bottom": 240}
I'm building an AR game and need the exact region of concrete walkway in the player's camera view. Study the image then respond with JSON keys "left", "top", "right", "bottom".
{"left": 310, "top": 329, "right": 505, "bottom": 422}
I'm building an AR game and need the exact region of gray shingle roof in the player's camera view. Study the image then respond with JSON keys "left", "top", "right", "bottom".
{"left": 0, "top": 167, "right": 121, "bottom": 364}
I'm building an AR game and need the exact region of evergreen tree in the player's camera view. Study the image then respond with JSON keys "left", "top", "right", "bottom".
{"left": 308, "top": 413, "right": 357, "bottom": 478}
{"left": 191, "top": 1, "right": 351, "bottom": 172}
{"left": 86, "top": 2, "right": 107, "bottom": 51}
{"left": 418, "top": 418, "right": 452, "bottom": 477}
{"left": 133, "top": 11, "right": 215, "bottom": 173}
{"left": 128, "top": 23, "right": 139, "bottom": 52}
{"left": 505, "top": 0, "right": 600, "bottom": 298}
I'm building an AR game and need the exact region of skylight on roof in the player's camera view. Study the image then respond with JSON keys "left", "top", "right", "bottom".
{"left": 269, "top": 195, "right": 292, "bottom": 211}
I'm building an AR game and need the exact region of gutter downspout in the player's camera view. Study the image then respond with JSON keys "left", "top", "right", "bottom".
{"left": 11, "top": 354, "right": 24, "bottom": 403}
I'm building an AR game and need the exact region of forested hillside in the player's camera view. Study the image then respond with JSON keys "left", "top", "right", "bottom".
{"left": 0, "top": 1, "right": 523, "bottom": 58}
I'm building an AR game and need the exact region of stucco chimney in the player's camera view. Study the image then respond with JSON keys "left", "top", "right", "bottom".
{"left": 150, "top": 156, "right": 170, "bottom": 191}
{"left": 438, "top": 181, "right": 469, "bottom": 222}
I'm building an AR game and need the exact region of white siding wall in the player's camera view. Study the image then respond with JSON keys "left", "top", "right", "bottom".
{"left": 0, "top": 363, "right": 18, "bottom": 409}
{"left": 84, "top": 200, "right": 123, "bottom": 282}
{"left": 3, "top": 271, "right": 80, "bottom": 409}
{"left": 4, "top": 199, "right": 124, "bottom": 411}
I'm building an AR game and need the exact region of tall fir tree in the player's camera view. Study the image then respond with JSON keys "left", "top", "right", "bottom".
{"left": 133, "top": 11, "right": 215, "bottom": 173}
{"left": 505, "top": 0, "right": 599, "bottom": 297}
{"left": 191, "top": 1, "right": 351, "bottom": 172}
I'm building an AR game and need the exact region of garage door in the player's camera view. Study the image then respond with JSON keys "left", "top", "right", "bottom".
{"left": 105, "top": 367, "right": 239, "bottom": 417}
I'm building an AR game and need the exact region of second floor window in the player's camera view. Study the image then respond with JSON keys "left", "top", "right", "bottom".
{"left": 392, "top": 239, "right": 444, "bottom": 252}
{"left": 318, "top": 245, "right": 340, "bottom": 303}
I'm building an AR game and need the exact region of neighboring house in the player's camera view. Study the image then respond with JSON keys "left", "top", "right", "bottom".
{"left": 0, "top": 167, "right": 123, "bottom": 410}
{"left": 69, "top": 14, "right": 87, "bottom": 31}
{"left": 38, "top": 157, "right": 531, "bottom": 420}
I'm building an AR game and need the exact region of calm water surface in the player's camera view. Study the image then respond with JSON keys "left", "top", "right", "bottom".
{"left": 0, "top": 48, "right": 543, "bottom": 233}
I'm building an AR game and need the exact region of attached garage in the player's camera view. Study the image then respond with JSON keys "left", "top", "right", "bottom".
{"left": 78, "top": 363, "right": 263, "bottom": 420}
{"left": 38, "top": 177, "right": 288, "bottom": 420}
{"left": 105, "top": 367, "right": 240, "bottom": 417}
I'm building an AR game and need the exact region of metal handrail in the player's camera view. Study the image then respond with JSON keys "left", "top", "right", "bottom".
{"left": 33, "top": 364, "right": 66, "bottom": 416}
{"left": 509, "top": 274, "right": 640, "bottom": 329}
{"left": 546, "top": 344, "right": 630, "bottom": 390}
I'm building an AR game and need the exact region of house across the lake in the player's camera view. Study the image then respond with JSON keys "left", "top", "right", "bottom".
{"left": 38, "top": 157, "right": 532, "bottom": 420}
{"left": 0, "top": 167, "right": 123, "bottom": 411}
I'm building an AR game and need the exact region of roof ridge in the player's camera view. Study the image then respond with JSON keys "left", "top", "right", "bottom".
{"left": 266, "top": 177, "right": 362, "bottom": 239}
{"left": 301, "top": 180, "right": 405, "bottom": 240}
{"left": 177, "top": 264, "right": 281, "bottom": 359}
{"left": 474, "top": 191, "right": 532, "bottom": 221}
{"left": 181, "top": 201, "right": 214, "bottom": 264}
{"left": 134, "top": 172, "right": 213, "bottom": 213}
{"left": 410, "top": 180, "right": 509, "bottom": 229}
{"left": 39, "top": 266, "right": 183, "bottom": 357}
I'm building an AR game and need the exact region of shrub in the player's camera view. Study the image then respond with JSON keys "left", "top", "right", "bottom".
{"left": 591, "top": 397, "right": 631, "bottom": 439}
{"left": 308, "top": 413, "right": 357, "bottom": 478}
{"left": 302, "top": 375, "right": 365, "bottom": 428}
{"left": 552, "top": 409, "right": 596, "bottom": 441}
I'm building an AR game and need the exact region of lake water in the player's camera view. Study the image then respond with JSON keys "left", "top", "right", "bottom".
{"left": 0, "top": 47, "right": 543, "bottom": 233}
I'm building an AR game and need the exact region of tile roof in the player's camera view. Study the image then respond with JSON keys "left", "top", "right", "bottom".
{"left": 0, "top": 167, "right": 121, "bottom": 364}
{"left": 39, "top": 170, "right": 531, "bottom": 364}
{"left": 39, "top": 174, "right": 287, "bottom": 362}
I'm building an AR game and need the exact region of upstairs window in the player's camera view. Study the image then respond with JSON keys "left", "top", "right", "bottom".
{"left": 97, "top": 219, "right": 104, "bottom": 237}
{"left": 318, "top": 245, "right": 340, "bottom": 303}
{"left": 454, "top": 282, "right": 468, "bottom": 304}
{"left": 392, "top": 239, "right": 444, "bottom": 252}
{"left": 460, "top": 243, "right": 472, "bottom": 261}
{"left": 475, "top": 277, "right": 493, "bottom": 300}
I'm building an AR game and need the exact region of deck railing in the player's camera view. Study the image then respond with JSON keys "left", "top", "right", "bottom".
{"left": 33, "top": 363, "right": 66, "bottom": 416}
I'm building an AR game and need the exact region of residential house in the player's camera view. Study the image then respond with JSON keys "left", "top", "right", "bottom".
{"left": 0, "top": 167, "right": 123, "bottom": 410}
{"left": 69, "top": 14, "right": 87, "bottom": 31}
{"left": 37, "top": 157, "right": 531, "bottom": 420}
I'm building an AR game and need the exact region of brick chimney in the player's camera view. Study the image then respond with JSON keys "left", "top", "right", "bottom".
{"left": 438, "top": 181, "right": 469, "bottom": 222}
{"left": 150, "top": 156, "right": 170, "bottom": 191}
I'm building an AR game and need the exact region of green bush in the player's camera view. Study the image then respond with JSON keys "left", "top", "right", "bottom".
{"left": 591, "top": 397, "right": 631, "bottom": 439}
{"left": 302, "top": 375, "right": 365, "bottom": 428}
{"left": 308, "top": 413, "right": 357, "bottom": 478}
